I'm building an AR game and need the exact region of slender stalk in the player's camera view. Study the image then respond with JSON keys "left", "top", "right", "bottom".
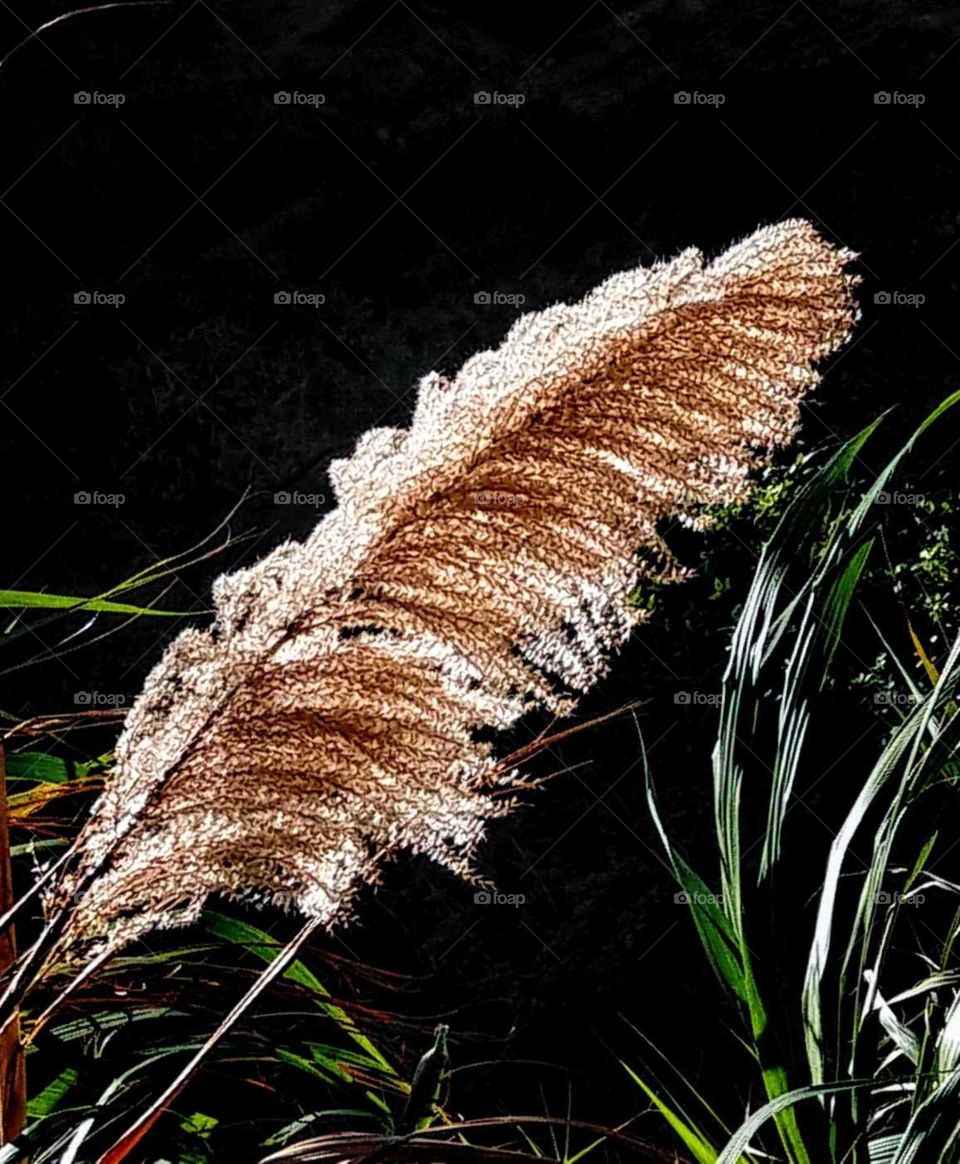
{"left": 0, "top": 745, "right": 25, "bottom": 1144}
{"left": 96, "top": 916, "right": 323, "bottom": 1164}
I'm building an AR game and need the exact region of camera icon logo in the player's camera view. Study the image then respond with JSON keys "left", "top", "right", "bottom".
{"left": 474, "top": 890, "right": 491, "bottom": 904}
{"left": 274, "top": 291, "right": 292, "bottom": 305}
{"left": 874, "top": 91, "right": 891, "bottom": 104}
{"left": 74, "top": 291, "right": 91, "bottom": 305}
{"left": 474, "top": 291, "right": 491, "bottom": 304}
{"left": 274, "top": 91, "right": 291, "bottom": 104}
{"left": 674, "top": 91, "right": 691, "bottom": 104}
{"left": 874, "top": 291, "right": 891, "bottom": 305}
{"left": 674, "top": 891, "right": 690, "bottom": 904}
{"left": 73, "top": 491, "right": 91, "bottom": 504}
{"left": 474, "top": 91, "right": 491, "bottom": 104}
{"left": 74, "top": 91, "right": 91, "bottom": 104}
{"left": 274, "top": 491, "right": 292, "bottom": 504}
{"left": 674, "top": 691, "right": 691, "bottom": 705}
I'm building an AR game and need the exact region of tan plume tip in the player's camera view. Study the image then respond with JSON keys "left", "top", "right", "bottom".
{"left": 45, "top": 219, "right": 857, "bottom": 968}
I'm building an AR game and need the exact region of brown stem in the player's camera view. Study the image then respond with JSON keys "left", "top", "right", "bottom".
{"left": 0, "top": 745, "right": 25, "bottom": 1143}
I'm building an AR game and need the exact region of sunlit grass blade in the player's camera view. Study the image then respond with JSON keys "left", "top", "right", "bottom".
{"left": 621, "top": 1063, "right": 718, "bottom": 1164}
{"left": 0, "top": 591, "right": 193, "bottom": 618}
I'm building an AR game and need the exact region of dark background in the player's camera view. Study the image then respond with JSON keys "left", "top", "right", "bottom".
{"left": 2, "top": 0, "right": 960, "bottom": 1152}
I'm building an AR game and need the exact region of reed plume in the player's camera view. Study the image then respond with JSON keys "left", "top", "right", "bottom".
{"left": 39, "top": 219, "right": 857, "bottom": 969}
